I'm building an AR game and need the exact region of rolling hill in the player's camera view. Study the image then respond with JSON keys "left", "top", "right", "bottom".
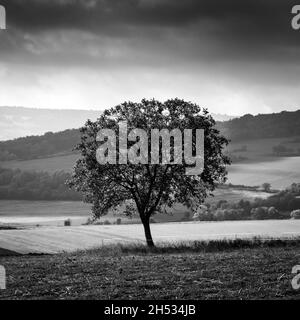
{"left": 0, "top": 106, "right": 235, "bottom": 141}
{"left": 217, "top": 110, "right": 300, "bottom": 141}
{"left": 0, "top": 108, "right": 299, "bottom": 162}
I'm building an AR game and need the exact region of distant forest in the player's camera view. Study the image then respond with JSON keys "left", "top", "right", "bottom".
{"left": 0, "top": 109, "right": 300, "bottom": 161}
{"left": 0, "top": 167, "right": 81, "bottom": 201}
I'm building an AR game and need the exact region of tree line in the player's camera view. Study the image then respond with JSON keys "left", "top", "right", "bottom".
{"left": 0, "top": 167, "right": 81, "bottom": 201}
{"left": 195, "top": 183, "right": 300, "bottom": 221}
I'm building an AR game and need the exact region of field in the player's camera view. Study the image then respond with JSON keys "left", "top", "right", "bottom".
{"left": 0, "top": 239, "right": 299, "bottom": 299}
{"left": 1, "top": 220, "right": 300, "bottom": 255}
{"left": 0, "top": 186, "right": 270, "bottom": 227}
{"left": 0, "top": 153, "right": 78, "bottom": 174}
{"left": 0, "top": 200, "right": 191, "bottom": 227}
{"left": 227, "top": 157, "right": 300, "bottom": 189}
{"left": 0, "top": 200, "right": 91, "bottom": 227}
{"left": 226, "top": 135, "right": 300, "bottom": 161}
{"left": 226, "top": 136, "right": 300, "bottom": 189}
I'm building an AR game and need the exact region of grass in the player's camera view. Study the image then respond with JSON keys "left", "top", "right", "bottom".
{"left": 79, "top": 238, "right": 300, "bottom": 256}
{"left": 1, "top": 238, "right": 300, "bottom": 300}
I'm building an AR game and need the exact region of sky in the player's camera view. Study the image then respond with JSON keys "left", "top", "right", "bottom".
{"left": 0, "top": 0, "right": 299, "bottom": 116}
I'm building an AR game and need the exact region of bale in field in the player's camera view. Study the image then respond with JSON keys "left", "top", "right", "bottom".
{"left": 64, "top": 219, "right": 71, "bottom": 226}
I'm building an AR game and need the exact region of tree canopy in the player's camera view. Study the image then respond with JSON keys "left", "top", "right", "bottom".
{"left": 68, "top": 99, "right": 230, "bottom": 246}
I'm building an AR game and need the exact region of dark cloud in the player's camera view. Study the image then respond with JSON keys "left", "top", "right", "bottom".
{"left": 1, "top": 0, "right": 297, "bottom": 36}
{"left": 0, "top": 0, "right": 299, "bottom": 114}
{"left": 1, "top": 0, "right": 299, "bottom": 63}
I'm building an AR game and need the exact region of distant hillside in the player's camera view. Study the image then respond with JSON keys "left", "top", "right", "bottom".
{"left": 217, "top": 110, "right": 300, "bottom": 141}
{"left": 1, "top": 108, "right": 300, "bottom": 161}
{"left": 0, "top": 106, "right": 234, "bottom": 141}
{"left": 0, "top": 107, "right": 102, "bottom": 141}
{"left": 0, "top": 129, "right": 80, "bottom": 161}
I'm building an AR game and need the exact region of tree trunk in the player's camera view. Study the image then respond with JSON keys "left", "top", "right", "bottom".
{"left": 142, "top": 218, "right": 155, "bottom": 247}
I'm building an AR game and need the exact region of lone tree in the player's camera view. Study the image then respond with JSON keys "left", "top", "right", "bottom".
{"left": 68, "top": 99, "right": 230, "bottom": 247}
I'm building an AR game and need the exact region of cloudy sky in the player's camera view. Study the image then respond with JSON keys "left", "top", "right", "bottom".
{"left": 0, "top": 0, "right": 299, "bottom": 115}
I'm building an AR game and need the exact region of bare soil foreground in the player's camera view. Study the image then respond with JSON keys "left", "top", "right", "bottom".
{"left": 0, "top": 239, "right": 300, "bottom": 300}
